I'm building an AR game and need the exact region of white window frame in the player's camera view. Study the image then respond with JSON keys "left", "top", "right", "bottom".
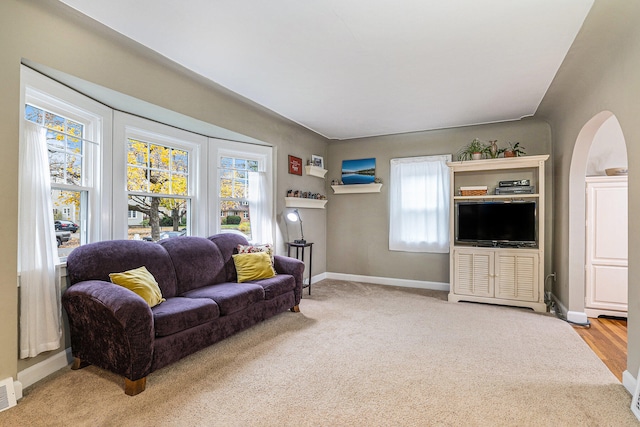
{"left": 209, "top": 139, "right": 273, "bottom": 242}
{"left": 389, "top": 154, "right": 451, "bottom": 253}
{"left": 21, "top": 66, "right": 113, "bottom": 247}
{"left": 112, "top": 112, "right": 208, "bottom": 239}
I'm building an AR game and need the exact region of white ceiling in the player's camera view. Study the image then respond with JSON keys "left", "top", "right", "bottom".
{"left": 59, "top": 0, "right": 593, "bottom": 140}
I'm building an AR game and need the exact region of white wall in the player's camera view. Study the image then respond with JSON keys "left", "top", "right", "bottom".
{"left": 586, "top": 115, "right": 627, "bottom": 176}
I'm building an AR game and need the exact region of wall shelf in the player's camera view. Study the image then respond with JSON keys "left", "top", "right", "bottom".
{"left": 331, "top": 183, "right": 382, "bottom": 194}
{"left": 285, "top": 197, "right": 327, "bottom": 209}
{"left": 305, "top": 165, "right": 327, "bottom": 178}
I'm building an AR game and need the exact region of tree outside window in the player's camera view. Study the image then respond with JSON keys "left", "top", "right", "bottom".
{"left": 25, "top": 104, "right": 87, "bottom": 257}
{"left": 127, "top": 138, "right": 190, "bottom": 241}
{"left": 219, "top": 156, "right": 258, "bottom": 238}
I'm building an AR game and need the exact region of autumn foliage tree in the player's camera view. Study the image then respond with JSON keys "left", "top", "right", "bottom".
{"left": 127, "top": 139, "right": 188, "bottom": 241}
{"left": 25, "top": 105, "right": 84, "bottom": 220}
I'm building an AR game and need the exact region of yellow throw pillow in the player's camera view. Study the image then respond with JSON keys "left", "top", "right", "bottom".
{"left": 232, "top": 252, "right": 276, "bottom": 283}
{"left": 109, "top": 266, "right": 165, "bottom": 307}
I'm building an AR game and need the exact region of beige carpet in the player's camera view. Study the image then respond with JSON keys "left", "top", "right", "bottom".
{"left": 2, "top": 280, "right": 636, "bottom": 426}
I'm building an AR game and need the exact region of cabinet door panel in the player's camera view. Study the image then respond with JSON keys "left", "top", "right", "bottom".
{"left": 454, "top": 251, "right": 493, "bottom": 297}
{"left": 585, "top": 178, "right": 628, "bottom": 313}
{"left": 587, "top": 265, "right": 628, "bottom": 310}
{"left": 592, "top": 187, "right": 627, "bottom": 261}
{"left": 495, "top": 252, "right": 538, "bottom": 302}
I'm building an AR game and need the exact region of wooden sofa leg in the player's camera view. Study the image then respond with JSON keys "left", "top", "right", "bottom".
{"left": 71, "top": 357, "right": 90, "bottom": 370}
{"left": 125, "top": 377, "right": 147, "bottom": 396}
{"left": 290, "top": 305, "right": 300, "bottom": 313}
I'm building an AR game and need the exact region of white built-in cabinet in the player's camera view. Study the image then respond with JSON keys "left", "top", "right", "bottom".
{"left": 584, "top": 175, "right": 628, "bottom": 318}
{"left": 454, "top": 248, "right": 539, "bottom": 302}
{"left": 448, "top": 155, "right": 549, "bottom": 312}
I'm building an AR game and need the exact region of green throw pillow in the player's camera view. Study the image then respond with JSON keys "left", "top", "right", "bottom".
{"left": 109, "top": 266, "right": 165, "bottom": 307}
{"left": 232, "top": 252, "right": 276, "bottom": 283}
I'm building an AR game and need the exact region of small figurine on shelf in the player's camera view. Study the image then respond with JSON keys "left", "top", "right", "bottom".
{"left": 287, "top": 189, "right": 293, "bottom": 197}
{"left": 331, "top": 179, "right": 338, "bottom": 186}
{"left": 374, "top": 177, "right": 382, "bottom": 184}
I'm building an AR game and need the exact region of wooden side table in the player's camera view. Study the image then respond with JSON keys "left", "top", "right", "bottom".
{"left": 286, "top": 242, "right": 313, "bottom": 295}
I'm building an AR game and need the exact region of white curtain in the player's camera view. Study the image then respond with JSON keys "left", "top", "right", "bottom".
{"left": 248, "top": 171, "right": 273, "bottom": 244}
{"left": 389, "top": 155, "right": 451, "bottom": 253}
{"left": 18, "top": 121, "right": 62, "bottom": 359}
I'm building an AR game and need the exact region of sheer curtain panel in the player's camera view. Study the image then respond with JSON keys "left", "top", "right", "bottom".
{"left": 389, "top": 155, "right": 451, "bottom": 253}
{"left": 248, "top": 171, "right": 273, "bottom": 244}
{"left": 18, "top": 121, "right": 62, "bottom": 358}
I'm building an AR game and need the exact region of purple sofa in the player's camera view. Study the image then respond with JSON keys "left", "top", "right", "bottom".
{"left": 62, "top": 233, "right": 304, "bottom": 395}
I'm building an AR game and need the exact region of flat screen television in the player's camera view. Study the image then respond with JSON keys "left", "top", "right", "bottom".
{"left": 456, "top": 201, "right": 537, "bottom": 246}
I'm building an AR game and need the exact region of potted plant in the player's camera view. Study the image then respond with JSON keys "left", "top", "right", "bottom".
{"left": 457, "top": 138, "right": 488, "bottom": 161}
{"left": 501, "top": 142, "right": 526, "bottom": 157}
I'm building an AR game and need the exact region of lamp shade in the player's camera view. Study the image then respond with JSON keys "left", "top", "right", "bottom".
{"left": 286, "top": 209, "right": 305, "bottom": 244}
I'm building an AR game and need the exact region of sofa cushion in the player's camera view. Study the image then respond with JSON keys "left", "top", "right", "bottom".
{"left": 152, "top": 297, "right": 220, "bottom": 337}
{"left": 109, "top": 266, "right": 166, "bottom": 307}
{"left": 66, "top": 239, "right": 179, "bottom": 298}
{"left": 232, "top": 252, "right": 276, "bottom": 283}
{"left": 159, "top": 236, "right": 226, "bottom": 294}
{"left": 208, "top": 233, "right": 249, "bottom": 283}
{"left": 251, "top": 274, "right": 296, "bottom": 300}
{"left": 182, "top": 282, "right": 264, "bottom": 316}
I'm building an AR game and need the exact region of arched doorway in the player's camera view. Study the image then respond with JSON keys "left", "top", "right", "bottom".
{"left": 567, "top": 112, "right": 627, "bottom": 321}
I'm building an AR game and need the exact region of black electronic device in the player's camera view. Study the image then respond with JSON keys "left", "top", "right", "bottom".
{"left": 499, "top": 179, "right": 530, "bottom": 187}
{"left": 494, "top": 186, "right": 534, "bottom": 195}
{"left": 456, "top": 201, "right": 537, "bottom": 246}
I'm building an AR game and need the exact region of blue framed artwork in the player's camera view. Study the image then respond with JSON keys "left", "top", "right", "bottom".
{"left": 341, "top": 158, "right": 376, "bottom": 184}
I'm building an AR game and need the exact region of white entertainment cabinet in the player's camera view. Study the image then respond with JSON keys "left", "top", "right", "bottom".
{"left": 447, "top": 155, "right": 549, "bottom": 312}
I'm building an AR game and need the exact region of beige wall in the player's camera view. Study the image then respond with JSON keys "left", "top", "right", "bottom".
{"left": 536, "top": 0, "right": 640, "bottom": 377}
{"left": 326, "top": 119, "right": 552, "bottom": 283}
{"left": 1, "top": 0, "right": 328, "bottom": 379}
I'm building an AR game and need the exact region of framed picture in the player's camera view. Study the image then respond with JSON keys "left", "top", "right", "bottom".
{"left": 342, "top": 158, "right": 376, "bottom": 184}
{"left": 311, "top": 155, "right": 324, "bottom": 169}
{"left": 288, "top": 155, "right": 302, "bottom": 175}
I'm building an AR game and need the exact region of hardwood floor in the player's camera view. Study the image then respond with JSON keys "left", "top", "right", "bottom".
{"left": 572, "top": 316, "right": 627, "bottom": 381}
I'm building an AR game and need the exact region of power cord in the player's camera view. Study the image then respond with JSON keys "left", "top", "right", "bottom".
{"left": 544, "top": 273, "right": 591, "bottom": 328}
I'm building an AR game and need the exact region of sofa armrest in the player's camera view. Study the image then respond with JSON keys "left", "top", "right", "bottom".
{"left": 273, "top": 255, "right": 305, "bottom": 305}
{"left": 62, "top": 280, "right": 154, "bottom": 381}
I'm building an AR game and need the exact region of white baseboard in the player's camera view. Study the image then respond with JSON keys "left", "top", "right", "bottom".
{"left": 17, "top": 347, "right": 73, "bottom": 395}
{"left": 567, "top": 310, "right": 589, "bottom": 324}
{"left": 325, "top": 272, "right": 450, "bottom": 292}
{"left": 305, "top": 272, "right": 327, "bottom": 285}
{"left": 13, "top": 380, "right": 22, "bottom": 401}
{"left": 623, "top": 370, "right": 636, "bottom": 395}
{"left": 549, "top": 293, "right": 589, "bottom": 324}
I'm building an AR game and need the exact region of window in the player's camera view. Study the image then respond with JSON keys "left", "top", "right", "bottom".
{"left": 23, "top": 67, "right": 111, "bottom": 258}
{"left": 389, "top": 155, "right": 451, "bottom": 253}
{"left": 126, "top": 137, "right": 190, "bottom": 241}
{"left": 22, "top": 68, "right": 274, "bottom": 251}
{"left": 212, "top": 140, "right": 273, "bottom": 244}
{"left": 113, "top": 112, "right": 207, "bottom": 241}
{"left": 219, "top": 155, "right": 257, "bottom": 237}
